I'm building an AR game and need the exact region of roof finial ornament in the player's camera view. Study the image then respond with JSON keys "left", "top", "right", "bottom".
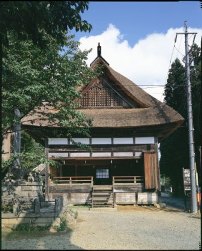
{"left": 97, "top": 42, "right": 101, "bottom": 57}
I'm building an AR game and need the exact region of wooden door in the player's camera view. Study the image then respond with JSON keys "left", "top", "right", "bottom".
{"left": 144, "top": 152, "right": 160, "bottom": 190}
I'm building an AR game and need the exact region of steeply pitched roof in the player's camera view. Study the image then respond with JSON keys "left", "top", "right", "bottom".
{"left": 21, "top": 43, "right": 184, "bottom": 137}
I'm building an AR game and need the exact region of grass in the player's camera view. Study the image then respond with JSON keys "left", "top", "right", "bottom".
{"left": 2, "top": 205, "right": 79, "bottom": 241}
{"left": 53, "top": 217, "right": 68, "bottom": 232}
{"left": 2, "top": 222, "right": 73, "bottom": 241}
{"left": 12, "top": 223, "right": 51, "bottom": 232}
{"left": 2, "top": 225, "right": 51, "bottom": 240}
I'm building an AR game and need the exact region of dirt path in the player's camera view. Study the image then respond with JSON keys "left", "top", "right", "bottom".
{"left": 1, "top": 206, "right": 201, "bottom": 250}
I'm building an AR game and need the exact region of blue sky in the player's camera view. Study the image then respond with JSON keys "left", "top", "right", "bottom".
{"left": 74, "top": 1, "right": 202, "bottom": 45}
{"left": 70, "top": 1, "right": 202, "bottom": 102}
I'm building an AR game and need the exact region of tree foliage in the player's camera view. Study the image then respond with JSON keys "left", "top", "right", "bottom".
{"left": 2, "top": 131, "right": 45, "bottom": 179}
{"left": 0, "top": 1, "right": 92, "bottom": 47}
{"left": 20, "top": 131, "right": 45, "bottom": 170}
{"left": 2, "top": 32, "right": 96, "bottom": 134}
{"left": 160, "top": 44, "right": 201, "bottom": 195}
{"left": 1, "top": 1, "right": 98, "bottom": 176}
{"left": 1, "top": 1, "right": 94, "bottom": 132}
{"left": 1, "top": 1, "right": 98, "bottom": 136}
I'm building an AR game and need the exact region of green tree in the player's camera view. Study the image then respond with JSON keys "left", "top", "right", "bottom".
{"left": 2, "top": 32, "right": 97, "bottom": 179}
{"left": 1, "top": 2, "right": 98, "bottom": 177}
{"left": 189, "top": 44, "right": 201, "bottom": 182}
{"left": 1, "top": 1, "right": 92, "bottom": 138}
{"left": 160, "top": 44, "right": 201, "bottom": 195}
{"left": 160, "top": 59, "right": 188, "bottom": 195}
{"left": 0, "top": 1, "right": 92, "bottom": 47}
{"left": 2, "top": 131, "right": 45, "bottom": 179}
{"left": 2, "top": 32, "right": 95, "bottom": 134}
{"left": 20, "top": 131, "right": 45, "bottom": 171}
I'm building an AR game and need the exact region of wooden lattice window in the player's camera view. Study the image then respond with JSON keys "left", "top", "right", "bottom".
{"left": 78, "top": 79, "right": 131, "bottom": 108}
{"left": 96, "top": 169, "right": 109, "bottom": 179}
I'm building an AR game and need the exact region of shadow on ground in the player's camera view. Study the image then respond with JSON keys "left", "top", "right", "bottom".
{"left": 1, "top": 224, "right": 83, "bottom": 250}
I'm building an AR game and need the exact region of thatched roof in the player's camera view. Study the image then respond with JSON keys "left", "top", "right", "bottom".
{"left": 21, "top": 45, "right": 184, "bottom": 135}
{"left": 78, "top": 107, "right": 182, "bottom": 128}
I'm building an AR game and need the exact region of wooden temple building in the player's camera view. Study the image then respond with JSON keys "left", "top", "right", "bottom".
{"left": 21, "top": 44, "right": 184, "bottom": 207}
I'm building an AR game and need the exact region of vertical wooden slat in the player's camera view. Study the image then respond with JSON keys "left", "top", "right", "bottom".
{"left": 144, "top": 152, "right": 150, "bottom": 189}
{"left": 144, "top": 152, "right": 159, "bottom": 190}
{"left": 151, "top": 153, "right": 155, "bottom": 188}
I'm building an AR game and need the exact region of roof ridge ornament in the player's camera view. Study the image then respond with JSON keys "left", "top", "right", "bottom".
{"left": 97, "top": 42, "right": 101, "bottom": 57}
{"left": 90, "top": 43, "right": 109, "bottom": 66}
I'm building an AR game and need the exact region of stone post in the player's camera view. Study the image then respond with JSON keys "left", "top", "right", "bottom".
{"left": 13, "top": 199, "right": 19, "bottom": 216}
{"left": 34, "top": 198, "right": 40, "bottom": 214}
{"left": 55, "top": 197, "right": 62, "bottom": 216}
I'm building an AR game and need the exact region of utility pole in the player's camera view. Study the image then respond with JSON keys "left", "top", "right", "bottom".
{"left": 175, "top": 22, "right": 198, "bottom": 213}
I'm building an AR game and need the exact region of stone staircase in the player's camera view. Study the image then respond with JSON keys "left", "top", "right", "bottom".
{"left": 92, "top": 185, "right": 114, "bottom": 208}
{"left": 39, "top": 201, "right": 56, "bottom": 214}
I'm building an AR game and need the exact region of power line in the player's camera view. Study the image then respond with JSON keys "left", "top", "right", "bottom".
{"left": 174, "top": 45, "right": 184, "bottom": 57}
{"left": 161, "top": 31, "right": 180, "bottom": 101}
{"left": 159, "top": 28, "right": 196, "bottom": 102}
{"left": 114, "top": 83, "right": 200, "bottom": 87}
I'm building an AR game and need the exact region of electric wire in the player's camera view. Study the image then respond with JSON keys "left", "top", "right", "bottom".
{"left": 143, "top": 36, "right": 178, "bottom": 101}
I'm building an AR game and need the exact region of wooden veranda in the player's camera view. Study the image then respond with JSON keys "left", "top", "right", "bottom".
{"left": 48, "top": 175, "right": 146, "bottom": 207}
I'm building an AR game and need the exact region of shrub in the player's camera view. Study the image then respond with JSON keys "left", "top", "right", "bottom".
{"left": 12, "top": 223, "right": 50, "bottom": 232}
{"left": 56, "top": 217, "right": 67, "bottom": 232}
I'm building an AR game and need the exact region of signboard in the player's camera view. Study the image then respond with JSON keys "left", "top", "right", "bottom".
{"left": 183, "top": 168, "right": 191, "bottom": 191}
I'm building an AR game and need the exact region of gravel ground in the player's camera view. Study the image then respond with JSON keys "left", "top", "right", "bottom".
{"left": 2, "top": 205, "right": 201, "bottom": 250}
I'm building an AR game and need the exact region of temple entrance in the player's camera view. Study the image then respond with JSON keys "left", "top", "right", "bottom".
{"left": 95, "top": 168, "right": 111, "bottom": 185}
{"left": 51, "top": 158, "right": 144, "bottom": 185}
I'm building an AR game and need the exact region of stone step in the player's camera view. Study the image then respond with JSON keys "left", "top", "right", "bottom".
{"left": 92, "top": 198, "right": 113, "bottom": 202}
{"left": 40, "top": 207, "right": 55, "bottom": 213}
{"left": 93, "top": 200, "right": 113, "bottom": 205}
{"left": 92, "top": 194, "right": 113, "bottom": 198}
{"left": 93, "top": 190, "right": 112, "bottom": 193}
{"left": 92, "top": 186, "right": 114, "bottom": 208}
{"left": 93, "top": 186, "right": 112, "bottom": 191}
{"left": 92, "top": 192, "right": 112, "bottom": 196}
{"left": 92, "top": 204, "right": 113, "bottom": 208}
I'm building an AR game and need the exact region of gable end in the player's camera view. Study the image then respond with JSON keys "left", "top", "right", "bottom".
{"left": 78, "top": 77, "right": 140, "bottom": 108}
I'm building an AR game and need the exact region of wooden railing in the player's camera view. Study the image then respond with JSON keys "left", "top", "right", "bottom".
{"left": 113, "top": 176, "right": 144, "bottom": 185}
{"left": 52, "top": 176, "right": 93, "bottom": 186}
{"left": 51, "top": 175, "right": 143, "bottom": 186}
